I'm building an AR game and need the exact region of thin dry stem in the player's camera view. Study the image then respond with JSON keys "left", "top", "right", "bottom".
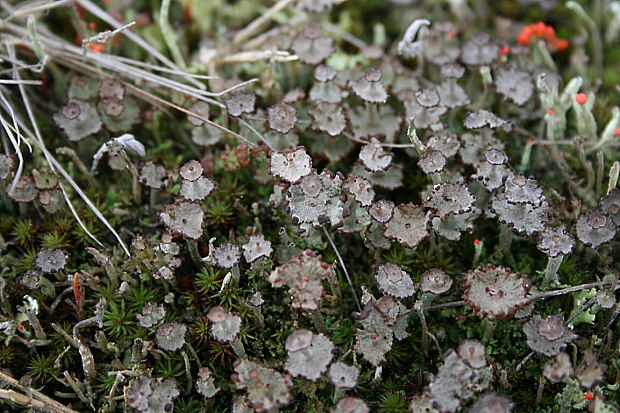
{"left": 0, "top": 371, "right": 78, "bottom": 413}
{"left": 233, "top": 0, "right": 295, "bottom": 46}
{"left": 75, "top": 0, "right": 204, "bottom": 89}
{"left": 323, "top": 227, "right": 362, "bottom": 312}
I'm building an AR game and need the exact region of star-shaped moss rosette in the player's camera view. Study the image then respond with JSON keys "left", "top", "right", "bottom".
{"left": 463, "top": 265, "right": 531, "bottom": 320}
{"left": 267, "top": 250, "right": 334, "bottom": 311}
{"left": 232, "top": 358, "right": 292, "bottom": 412}
{"left": 284, "top": 329, "right": 334, "bottom": 380}
{"left": 522, "top": 314, "right": 577, "bottom": 356}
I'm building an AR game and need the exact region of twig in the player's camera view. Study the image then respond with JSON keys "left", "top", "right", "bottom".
{"left": 81, "top": 21, "right": 136, "bottom": 53}
{"left": 233, "top": 0, "right": 295, "bottom": 46}
{"left": 4, "top": 44, "right": 129, "bottom": 255}
{"left": 566, "top": 296, "right": 597, "bottom": 324}
{"left": 158, "top": 0, "right": 185, "bottom": 68}
{"left": 424, "top": 300, "right": 467, "bottom": 311}
{"left": 0, "top": 389, "right": 77, "bottom": 413}
{"left": 323, "top": 227, "right": 361, "bottom": 312}
{"left": 9, "top": 0, "right": 72, "bottom": 18}
{"left": 75, "top": 0, "right": 204, "bottom": 89}
{"left": 110, "top": 55, "right": 217, "bottom": 79}
{"left": 515, "top": 351, "right": 535, "bottom": 371}
{"left": 347, "top": 134, "right": 417, "bottom": 148}
{"left": 210, "top": 50, "right": 298, "bottom": 65}
{"left": 125, "top": 83, "right": 256, "bottom": 148}
{"left": 566, "top": 1, "right": 604, "bottom": 70}
{"left": 0, "top": 371, "right": 78, "bottom": 413}
{"left": 398, "top": 281, "right": 619, "bottom": 322}
{"left": 530, "top": 280, "right": 618, "bottom": 301}
{"left": 324, "top": 21, "right": 367, "bottom": 49}
{"left": 0, "top": 79, "right": 42, "bottom": 85}
{"left": 237, "top": 116, "right": 275, "bottom": 151}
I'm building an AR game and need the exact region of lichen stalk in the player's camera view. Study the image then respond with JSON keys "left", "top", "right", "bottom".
{"left": 309, "top": 311, "right": 327, "bottom": 334}
{"left": 542, "top": 255, "right": 563, "bottom": 288}
{"left": 186, "top": 239, "right": 203, "bottom": 269}
{"left": 231, "top": 338, "right": 246, "bottom": 358}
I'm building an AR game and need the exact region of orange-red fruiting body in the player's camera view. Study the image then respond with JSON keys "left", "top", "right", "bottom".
{"left": 575, "top": 93, "right": 588, "bottom": 105}
{"left": 516, "top": 22, "right": 569, "bottom": 52}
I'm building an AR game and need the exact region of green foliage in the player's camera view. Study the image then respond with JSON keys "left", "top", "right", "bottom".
{"left": 103, "top": 299, "right": 138, "bottom": 339}
{"left": 11, "top": 220, "right": 36, "bottom": 245}
{"left": 27, "top": 353, "right": 60, "bottom": 385}
{"left": 378, "top": 390, "right": 409, "bottom": 413}
{"left": 41, "top": 231, "right": 71, "bottom": 249}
